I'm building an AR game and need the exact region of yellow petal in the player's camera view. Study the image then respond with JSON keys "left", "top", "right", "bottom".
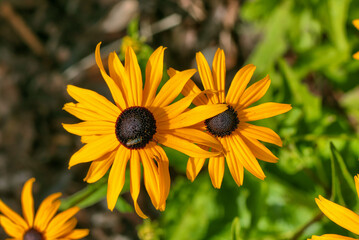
{"left": 152, "top": 69, "right": 197, "bottom": 108}
{"left": 46, "top": 217, "right": 77, "bottom": 239}
{"left": 237, "top": 122, "right": 282, "bottom": 146}
{"left": 108, "top": 52, "right": 129, "bottom": 107}
{"left": 316, "top": 195, "right": 359, "bottom": 235}
{"left": 63, "top": 103, "right": 108, "bottom": 122}
{"left": 238, "top": 102, "right": 292, "bottom": 122}
{"left": 237, "top": 75, "right": 271, "bottom": 110}
{"left": 80, "top": 135, "right": 103, "bottom": 144}
{"left": 21, "top": 178, "right": 35, "bottom": 227}
{"left": 0, "top": 200, "right": 27, "bottom": 229}
{"left": 156, "top": 133, "right": 220, "bottom": 158}
{"left": 106, "top": 146, "right": 130, "bottom": 211}
{"left": 222, "top": 138, "right": 244, "bottom": 186}
{"left": 153, "top": 145, "right": 171, "bottom": 210}
{"left": 212, "top": 49, "right": 226, "bottom": 102}
{"left": 125, "top": 47, "right": 143, "bottom": 106}
{"left": 34, "top": 193, "right": 62, "bottom": 231}
{"left": 62, "top": 121, "right": 115, "bottom": 136}
{"left": 353, "top": 51, "right": 359, "bottom": 60}
{"left": 95, "top": 42, "right": 127, "bottom": 110}
{"left": 226, "top": 64, "right": 256, "bottom": 105}
{"left": 196, "top": 51, "right": 219, "bottom": 104}
{"left": 208, "top": 156, "right": 225, "bottom": 189}
{"left": 67, "top": 85, "right": 120, "bottom": 121}
{"left": 353, "top": 19, "right": 359, "bottom": 30}
{"left": 155, "top": 90, "right": 213, "bottom": 120}
{"left": 164, "top": 128, "right": 222, "bottom": 152}
{"left": 84, "top": 151, "right": 116, "bottom": 183}
{"left": 111, "top": 53, "right": 136, "bottom": 106}
{"left": 240, "top": 134, "right": 278, "bottom": 163}
{"left": 143, "top": 47, "right": 165, "bottom": 106}
{"left": 68, "top": 134, "right": 119, "bottom": 168}
{"left": 130, "top": 151, "right": 148, "bottom": 219}
{"left": 355, "top": 175, "right": 359, "bottom": 199}
{"left": 309, "top": 234, "right": 357, "bottom": 240}
{"left": 231, "top": 133, "right": 266, "bottom": 180}
{"left": 46, "top": 207, "right": 79, "bottom": 235}
{"left": 63, "top": 229, "right": 90, "bottom": 239}
{"left": 186, "top": 157, "right": 206, "bottom": 182}
{"left": 162, "top": 104, "right": 227, "bottom": 129}
{"left": 0, "top": 215, "right": 24, "bottom": 238}
{"left": 139, "top": 149, "right": 160, "bottom": 209}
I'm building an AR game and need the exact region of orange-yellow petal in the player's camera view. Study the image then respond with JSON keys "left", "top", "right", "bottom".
{"left": 208, "top": 156, "right": 225, "bottom": 189}
{"left": 238, "top": 102, "right": 292, "bottom": 122}
{"left": 0, "top": 201, "right": 27, "bottom": 229}
{"left": 231, "top": 133, "right": 266, "bottom": 180}
{"left": 63, "top": 229, "right": 90, "bottom": 239}
{"left": 67, "top": 85, "right": 121, "bottom": 122}
{"left": 130, "top": 151, "right": 148, "bottom": 219}
{"left": 226, "top": 64, "right": 256, "bottom": 105}
{"left": 222, "top": 138, "right": 244, "bottom": 186}
{"left": 63, "top": 103, "right": 109, "bottom": 122}
{"left": 353, "top": 19, "right": 359, "bottom": 30}
{"left": 0, "top": 215, "right": 24, "bottom": 238}
{"left": 34, "top": 193, "right": 62, "bottom": 231}
{"left": 62, "top": 121, "right": 115, "bottom": 136}
{"left": 196, "top": 51, "right": 219, "bottom": 103}
{"left": 156, "top": 133, "right": 220, "bottom": 158}
{"left": 21, "top": 178, "right": 35, "bottom": 227}
{"left": 353, "top": 51, "right": 359, "bottom": 60}
{"left": 95, "top": 42, "right": 127, "bottom": 110}
{"left": 153, "top": 145, "right": 171, "bottom": 210}
{"left": 309, "top": 234, "right": 357, "bottom": 240}
{"left": 237, "top": 122, "right": 282, "bottom": 147}
{"left": 316, "top": 195, "right": 359, "bottom": 235}
{"left": 212, "top": 49, "right": 226, "bottom": 103}
{"left": 186, "top": 157, "right": 207, "bottom": 182}
{"left": 237, "top": 75, "right": 271, "bottom": 110}
{"left": 84, "top": 151, "right": 116, "bottom": 183}
{"left": 125, "top": 47, "right": 143, "bottom": 106}
{"left": 143, "top": 47, "right": 165, "bottom": 106}
{"left": 46, "top": 207, "right": 80, "bottom": 235}
{"left": 240, "top": 134, "right": 278, "bottom": 163}
{"left": 68, "top": 134, "right": 119, "bottom": 168}
{"left": 106, "top": 145, "right": 130, "bottom": 211}
{"left": 162, "top": 104, "right": 227, "bottom": 130}
{"left": 46, "top": 217, "right": 77, "bottom": 239}
{"left": 152, "top": 69, "right": 197, "bottom": 108}
{"left": 355, "top": 174, "right": 359, "bottom": 199}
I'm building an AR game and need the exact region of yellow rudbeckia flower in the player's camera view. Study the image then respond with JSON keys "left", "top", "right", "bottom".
{"left": 169, "top": 49, "right": 291, "bottom": 188}
{"left": 63, "top": 43, "right": 227, "bottom": 218}
{"left": 308, "top": 175, "right": 359, "bottom": 240}
{"left": 0, "top": 178, "right": 89, "bottom": 240}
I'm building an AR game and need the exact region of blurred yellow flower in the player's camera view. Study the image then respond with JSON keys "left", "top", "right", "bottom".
{"left": 0, "top": 178, "right": 89, "bottom": 240}
{"left": 169, "top": 49, "right": 291, "bottom": 188}
{"left": 308, "top": 174, "right": 359, "bottom": 240}
{"left": 353, "top": 19, "right": 359, "bottom": 60}
{"left": 63, "top": 43, "right": 226, "bottom": 218}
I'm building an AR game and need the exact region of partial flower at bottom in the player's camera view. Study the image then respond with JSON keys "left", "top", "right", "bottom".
{"left": 308, "top": 174, "right": 359, "bottom": 240}
{"left": 63, "top": 43, "right": 227, "bottom": 218}
{"left": 169, "top": 49, "right": 292, "bottom": 189}
{"left": 0, "top": 178, "right": 89, "bottom": 240}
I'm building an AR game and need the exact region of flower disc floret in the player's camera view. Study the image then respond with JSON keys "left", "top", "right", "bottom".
{"left": 23, "top": 229, "right": 44, "bottom": 240}
{"left": 205, "top": 105, "right": 239, "bottom": 137}
{"left": 115, "top": 106, "right": 157, "bottom": 149}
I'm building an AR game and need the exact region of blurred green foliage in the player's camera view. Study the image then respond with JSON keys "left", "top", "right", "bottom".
{"left": 62, "top": 0, "right": 359, "bottom": 239}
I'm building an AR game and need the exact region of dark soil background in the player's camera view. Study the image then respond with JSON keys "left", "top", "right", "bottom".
{"left": 0, "top": 0, "right": 244, "bottom": 239}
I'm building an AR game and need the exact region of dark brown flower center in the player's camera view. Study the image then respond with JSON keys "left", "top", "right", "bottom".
{"left": 115, "top": 106, "right": 157, "bottom": 149}
{"left": 205, "top": 105, "right": 239, "bottom": 137}
{"left": 23, "top": 228, "right": 44, "bottom": 240}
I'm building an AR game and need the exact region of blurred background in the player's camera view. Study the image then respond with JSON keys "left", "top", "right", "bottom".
{"left": 1, "top": 0, "right": 359, "bottom": 239}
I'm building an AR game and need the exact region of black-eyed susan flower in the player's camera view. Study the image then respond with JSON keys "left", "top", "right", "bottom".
{"left": 63, "top": 43, "right": 227, "bottom": 218}
{"left": 0, "top": 178, "right": 89, "bottom": 240}
{"left": 354, "top": 19, "right": 359, "bottom": 60}
{"left": 308, "top": 175, "right": 359, "bottom": 240}
{"left": 169, "top": 49, "right": 292, "bottom": 189}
